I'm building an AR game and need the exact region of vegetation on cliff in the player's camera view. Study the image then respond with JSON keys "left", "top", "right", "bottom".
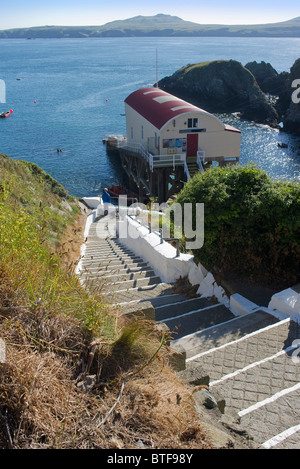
{"left": 0, "top": 154, "right": 214, "bottom": 449}
{"left": 176, "top": 164, "right": 300, "bottom": 287}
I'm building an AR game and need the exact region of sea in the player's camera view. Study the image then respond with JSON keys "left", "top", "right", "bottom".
{"left": 0, "top": 36, "right": 300, "bottom": 198}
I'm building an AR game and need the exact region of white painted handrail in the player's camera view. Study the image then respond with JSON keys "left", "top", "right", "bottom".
{"left": 124, "top": 143, "right": 186, "bottom": 172}
{"left": 184, "top": 160, "right": 191, "bottom": 181}
{"left": 197, "top": 150, "right": 205, "bottom": 172}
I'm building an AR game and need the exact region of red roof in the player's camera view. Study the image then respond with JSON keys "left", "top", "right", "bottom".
{"left": 125, "top": 88, "right": 241, "bottom": 133}
{"left": 125, "top": 87, "right": 210, "bottom": 130}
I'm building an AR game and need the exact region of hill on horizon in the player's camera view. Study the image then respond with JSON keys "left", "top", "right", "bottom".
{"left": 1, "top": 13, "right": 300, "bottom": 38}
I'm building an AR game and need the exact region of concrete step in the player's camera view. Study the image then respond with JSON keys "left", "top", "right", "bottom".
{"left": 144, "top": 293, "right": 193, "bottom": 308}
{"left": 86, "top": 243, "right": 134, "bottom": 255}
{"left": 81, "top": 258, "right": 149, "bottom": 269}
{"left": 84, "top": 247, "right": 138, "bottom": 257}
{"left": 80, "top": 264, "right": 153, "bottom": 275}
{"left": 104, "top": 283, "right": 176, "bottom": 304}
{"left": 186, "top": 314, "right": 289, "bottom": 380}
{"left": 209, "top": 320, "right": 300, "bottom": 415}
{"left": 81, "top": 269, "right": 157, "bottom": 282}
{"left": 161, "top": 304, "right": 235, "bottom": 340}
{"left": 84, "top": 243, "right": 134, "bottom": 253}
{"left": 83, "top": 274, "right": 161, "bottom": 290}
{"left": 186, "top": 156, "right": 197, "bottom": 163}
{"left": 155, "top": 296, "right": 213, "bottom": 322}
{"left": 178, "top": 309, "right": 280, "bottom": 360}
{"left": 109, "top": 275, "right": 161, "bottom": 289}
{"left": 240, "top": 382, "right": 300, "bottom": 448}
{"left": 184, "top": 315, "right": 300, "bottom": 448}
{"left": 82, "top": 253, "right": 145, "bottom": 264}
{"left": 112, "top": 292, "right": 190, "bottom": 308}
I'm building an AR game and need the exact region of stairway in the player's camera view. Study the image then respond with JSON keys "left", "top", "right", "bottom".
{"left": 80, "top": 219, "right": 179, "bottom": 306}
{"left": 177, "top": 311, "right": 300, "bottom": 449}
{"left": 186, "top": 156, "right": 200, "bottom": 178}
{"left": 80, "top": 215, "right": 300, "bottom": 449}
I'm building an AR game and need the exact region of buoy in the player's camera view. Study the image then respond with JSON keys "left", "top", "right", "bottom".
{"left": 10, "top": 109, "right": 13, "bottom": 114}
{"left": 34, "top": 100, "right": 37, "bottom": 103}
{"left": 105, "top": 99, "right": 108, "bottom": 101}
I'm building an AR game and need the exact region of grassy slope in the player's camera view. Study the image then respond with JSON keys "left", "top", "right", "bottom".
{"left": 0, "top": 154, "right": 218, "bottom": 449}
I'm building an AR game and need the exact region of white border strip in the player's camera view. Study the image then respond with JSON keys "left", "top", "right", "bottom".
{"left": 186, "top": 317, "right": 290, "bottom": 362}
{"left": 103, "top": 282, "right": 169, "bottom": 294}
{"left": 162, "top": 303, "right": 223, "bottom": 323}
{"left": 181, "top": 312, "right": 254, "bottom": 349}
{"left": 155, "top": 296, "right": 209, "bottom": 310}
{"left": 210, "top": 341, "right": 298, "bottom": 387}
{"left": 84, "top": 275, "right": 160, "bottom": 284}
{"left": 111, "top": 293, "right": 184, "bottom": 307}
{"left": 239, "top": 382, "right": 300, "bottom": 417}
{"left": 262, "top": 424, "right": 300, "bottom": 449}
{"left": 110, "top": 275, "right": 159, "bottom": 285}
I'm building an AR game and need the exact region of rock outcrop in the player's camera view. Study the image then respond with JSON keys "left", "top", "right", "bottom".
{"left": 245, "top": 59, "right": 300, "bottom": 134}
{"left": 158, "top": 59, "right": 279, "bottom": 127}
{"left": 245, "top": 60, "right": 286, "bottom": 95}
{"left": 276, "top": 58, "right": 300, "bottom": 133}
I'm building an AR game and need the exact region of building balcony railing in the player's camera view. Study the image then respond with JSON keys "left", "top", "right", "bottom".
{"left": 121, "top": 141, "right": 187, "bottom": 172}
{"left": 149, "top": 153, "right": 186, "bottom": 171}
{"left": 109, "top": 137, "right": 207, "bottom": 178}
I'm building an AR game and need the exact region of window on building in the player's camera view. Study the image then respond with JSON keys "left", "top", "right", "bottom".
{"left": 131, "top": 127, "right": 134, "bottom": 139}
{"left": 187, "top": 118, "right": 198, "bottom": 129}
{"left": 141, "top": 125, "right": 144, "bottom": 140}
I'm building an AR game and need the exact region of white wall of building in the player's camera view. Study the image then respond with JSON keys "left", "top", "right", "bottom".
{"left": 125, "top": 104, "right": 240, "bottom": 160}
{"left": 125, "top": 103, "right": 159, "bottom": 153}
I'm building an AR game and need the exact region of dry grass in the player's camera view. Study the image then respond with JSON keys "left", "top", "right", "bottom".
{"left": 0, "top": 304, "right": 213, "bottom": 449}
{"left": 172, "top": 276, "right": 199, "bottom": 299}
{"left": 0, "top": 260, "right": 212, "bottom": 449}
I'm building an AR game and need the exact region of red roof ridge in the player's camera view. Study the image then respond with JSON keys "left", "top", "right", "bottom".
{"left": 125, "top": 87, "right": 240, "bottom": 133}
{"left": 125, "top": 87, "right": 209, "bottom": 130}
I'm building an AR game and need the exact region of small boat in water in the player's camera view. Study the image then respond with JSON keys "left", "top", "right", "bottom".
{"left": 0, "top": 111, "right": 11, "bottom": 118}
{"left": 108, "top": 185, "right": 138, "bottom": 205}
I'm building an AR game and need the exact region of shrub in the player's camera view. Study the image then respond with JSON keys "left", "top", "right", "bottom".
{"left": 175, "top": 164, "right": 300, "bottom": 284}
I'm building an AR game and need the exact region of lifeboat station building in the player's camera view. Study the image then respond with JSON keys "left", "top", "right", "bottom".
{"left": 109, "top": 87, "right": 241, "bottom": 203}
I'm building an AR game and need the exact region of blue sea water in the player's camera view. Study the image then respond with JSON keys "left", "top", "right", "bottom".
{"left": 0, "top": 36, "right": 300, "bottom": 197}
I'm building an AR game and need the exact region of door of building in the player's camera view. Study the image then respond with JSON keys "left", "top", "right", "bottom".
{"left": 186, "top": 133, "right": 198, "bottom": 157}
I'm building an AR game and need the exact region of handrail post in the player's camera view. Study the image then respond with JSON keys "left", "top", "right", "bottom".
{"left": 176, "top": 240, "right": 180, "bottom": 258}
{"left": 159, "top": 227, "right": 163, "bottom": 244}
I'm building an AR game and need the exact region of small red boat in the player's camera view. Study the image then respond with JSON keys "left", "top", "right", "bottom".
{"left": 108, "top": 185, "right": 138, "bottom": 205}
{"left": 0, "top": 111, "right": 10, "bottom": 118}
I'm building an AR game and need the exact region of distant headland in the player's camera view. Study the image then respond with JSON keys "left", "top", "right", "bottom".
{"left": 1, "top": 14, "right": 300, "bottom": 38}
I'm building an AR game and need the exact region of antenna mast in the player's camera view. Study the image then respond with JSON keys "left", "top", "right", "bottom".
{"left": 156, "top": 48, "right": 158, "bottom": 88}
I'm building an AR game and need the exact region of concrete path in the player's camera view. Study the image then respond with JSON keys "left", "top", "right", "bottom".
{"left": 79, "top": 214, "right": 300, "bottom": 449}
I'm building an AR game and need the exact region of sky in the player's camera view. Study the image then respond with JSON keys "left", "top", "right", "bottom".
{"left": 0, "top": 0, "right": 299, "bottom": 30}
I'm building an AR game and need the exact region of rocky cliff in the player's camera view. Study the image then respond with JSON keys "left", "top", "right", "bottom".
{"left": 245, "top": 59, "right": 300, "bottom": 134}
{"left": 158, "top": 60, "right": 279, "bottom": 127}
{"left": 245, "top": 61, "right": 287, "bottom": 95}
{"left": 276, "top": 59, "right": 300, "bottom": 133}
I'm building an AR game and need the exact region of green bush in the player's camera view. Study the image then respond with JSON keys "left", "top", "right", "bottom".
{"left": 175, "top": 164, "right": 300, "bottom": 283}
